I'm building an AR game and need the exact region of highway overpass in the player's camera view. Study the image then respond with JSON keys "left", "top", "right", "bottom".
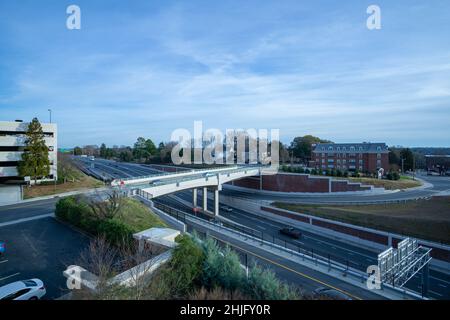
{"left": 111, "top": 166, "right": 266, "bottom": 216}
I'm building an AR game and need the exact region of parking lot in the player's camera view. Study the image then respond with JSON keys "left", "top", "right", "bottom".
{"left": 0, "top": 217, "right": 90, "bottom": 299}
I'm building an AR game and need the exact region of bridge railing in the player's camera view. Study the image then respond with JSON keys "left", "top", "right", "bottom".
{"left": 113, "top": 165, "right": 263, "bottom": 186}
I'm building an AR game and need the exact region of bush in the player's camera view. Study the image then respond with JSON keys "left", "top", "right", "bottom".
{"left": 201, "top": 238, "right": 245, "bottom": 292}
{"left": 304, "top": 168, "right": 310, "bottom": 174}
{"left": 160, "top": 235, "right": 205, "bottom": 298}
{"left": 310, "top": 169, "right": 317, "bottom": 175}
{"left": 55, "top": 196, "right": 92, "bottom": 229}
{"left": 245, "top": 264, "right": 299, "bottom": 300}
{"left": 97, "top": 219, "right": 134, "bottom": 247}
{"left": 336, "top": 170, "right": 343, "bottom": 177}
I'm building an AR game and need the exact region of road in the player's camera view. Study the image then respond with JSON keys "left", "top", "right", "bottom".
{"left": 74, "top": 158, "right": 450, "bottom": 204}
{"left": 154, "top": 190, "right": 450, "bottom": 300}
{"left": 0, "top": 196, "right": 384, "bottom": 300}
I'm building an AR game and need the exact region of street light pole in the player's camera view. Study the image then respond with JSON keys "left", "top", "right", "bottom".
{"left": 48, "top": 109, "right": 52, "bottom": 123}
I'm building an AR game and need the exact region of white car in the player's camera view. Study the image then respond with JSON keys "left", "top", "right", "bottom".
{"left": 0, "top": 279, "right": 46, "bottom": 300}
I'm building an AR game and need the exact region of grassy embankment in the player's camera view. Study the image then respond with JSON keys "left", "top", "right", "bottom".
{"left": 347, "top": 176, "right": 422, "bottom": 190}
{"left": 23, "top": 154, "right": 104, "bottom": 199}
{"left": 274, "top": 196, "right": 450, "bottom": 244}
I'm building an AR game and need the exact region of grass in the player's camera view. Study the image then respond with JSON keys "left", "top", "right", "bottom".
{"left": 23, "top": 174, "right": 103, "bottom": 199}
{"left": 273, "top": 196, "right": 450, "bottom": 244}
{"left": 347, "top": 176, "right": 422, "bottom": 190}
{"left": 23, "top": 154, "right": 104, "bottom": 199}
{"left": 115, "top": 198, "right": 167, "bottom": 232}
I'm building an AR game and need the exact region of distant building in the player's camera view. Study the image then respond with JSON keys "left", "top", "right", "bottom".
{"left": 0, "top": 120, "right": 57, "bottom": 184}
{"left": 312, "top": 142, "right": 389, "bottom": 173}
{"left": 425, "top": 155, "right": 450, "bottom": 175}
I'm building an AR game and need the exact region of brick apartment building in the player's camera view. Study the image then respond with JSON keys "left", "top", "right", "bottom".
{"left": 312, "top": 142, "right": 389, "bottom": 173}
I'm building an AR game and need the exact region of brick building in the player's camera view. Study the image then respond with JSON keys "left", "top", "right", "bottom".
{"left": 312, "top": 142, "right": 389, "bottom": 174}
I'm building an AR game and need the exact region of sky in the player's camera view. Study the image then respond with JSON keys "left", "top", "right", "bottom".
{"left": 0, "top": 0, "right": 449, "bottom": 148}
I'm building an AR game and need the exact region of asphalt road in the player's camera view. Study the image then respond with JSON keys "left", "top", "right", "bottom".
{"left": 155, "top": 190, "right": 450, "bottom": 300}
{"left": 0, "top": 214, "right": 90, "bottom": 299}
{"left": 75, "top": 158, "right": 450, "bottom": 204}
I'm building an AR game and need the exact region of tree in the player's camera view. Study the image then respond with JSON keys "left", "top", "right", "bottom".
{"left": 73, "top": 146, "right": 83, "bottom": 156}
{"left": 100, "top": 143, "right": 107, "bottom": 158}
{"left": 119, "top": 149, "right": 133, "bottom": 162}
{"left": 145, "top": 139, "right": 157, "bottom": 161}
{"left": 289, "top": 135, "right": 332, "bottom": 163}
{"left": 133, "top": 137, "right": 148, "bottom": 162}
{"left": 18, "top": 118, "right": 51, "bottom": 184}
{"left": 400, "top": 148, "right": 414, "bottom": 172}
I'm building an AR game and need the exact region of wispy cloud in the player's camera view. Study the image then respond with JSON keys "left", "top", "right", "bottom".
{"left": 0, "top": 1, "right": 449, "bottom": 147}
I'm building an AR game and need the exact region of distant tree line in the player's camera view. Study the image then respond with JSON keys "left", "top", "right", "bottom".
{"left": 73, "top": 138, "right": 176, "bottom": 164}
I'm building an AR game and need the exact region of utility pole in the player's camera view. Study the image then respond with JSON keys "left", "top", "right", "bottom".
{"left": 401, "top": 158, "right": 405, "bottom": 174}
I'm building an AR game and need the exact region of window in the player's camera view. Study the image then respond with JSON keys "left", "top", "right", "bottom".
{"left": 328, "top": 146, "right": 333, "bottom": 151}
{"left": 377, "top": 146, "right": 382, "bottom": 151}
{"left": 359, "top": 159, "right": 363, "bottom": 164}
{"left": 377, "top": 160, "right": 382, "bottom": 168}
{"left": 377, "top": 153, "right": 381, "bottom": 159}
{"left": 337, "top": 147, "right": 341, "bottom": 151}
{"left": 350, "top": 146, "right": 355, "bottom": 152}
{"left": 1, "top": 288, "right": 31, "bottom": 300}
{"left": 359, "top": 146, "right": 363, "bottom": 151}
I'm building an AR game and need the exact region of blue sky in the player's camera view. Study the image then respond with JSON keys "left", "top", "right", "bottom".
{"left": 0, "top": 0, "right": 449, "bottom": 148}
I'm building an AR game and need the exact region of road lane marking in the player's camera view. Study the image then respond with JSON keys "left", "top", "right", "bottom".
{"left": 0, "top": 213, "right": 54, "bottom": 228}
{"left": 428, "top": 290, "right": 443, "bottom": 297}
{"left": 209, "top": 235, "right": 363, "bottom": 300}
{"left": 0, "top": 260, "right": 8, "bottom": 264}
{"left": 0, "top": 272, "right": 20, "bottom": 282}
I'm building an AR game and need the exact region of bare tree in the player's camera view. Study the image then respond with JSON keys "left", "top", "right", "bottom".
{"left": 88, "top": 190, "right": 124, "bottom": 220}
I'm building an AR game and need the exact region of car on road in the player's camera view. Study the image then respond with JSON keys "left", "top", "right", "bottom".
{"left": 313, "top": 287, "right": 353, "bottom": 300}
{"left": 0, "top": 279, "right": 46, "bottom": 300}
{"left": 220, "top": 205, "right": 233, "bottom": 212}
{"left": 279, "top": 227, "right": 301, "bottom": 239}
{"left": 0, "top": 241, "right": 5, "bottom": 256}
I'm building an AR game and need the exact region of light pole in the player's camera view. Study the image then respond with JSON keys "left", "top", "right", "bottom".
{"left": 48, "top": 109, "right": 52, "bottom": 123}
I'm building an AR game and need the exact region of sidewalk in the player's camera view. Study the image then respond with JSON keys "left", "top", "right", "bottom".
{"left": 0, "top": 187, "right": 110, "bottom": 207}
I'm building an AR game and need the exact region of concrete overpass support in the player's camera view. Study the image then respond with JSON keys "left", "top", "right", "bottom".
{"left": 202, "top": 187, "right": 208, "bottom": 211}
{"left": 192, "top": 188, "right": 198, "bottom": 208}
{"left": 214, "top": 189, "right": 219, "bottom": 217}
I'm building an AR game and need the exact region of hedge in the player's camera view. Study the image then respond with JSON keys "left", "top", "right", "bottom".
{"left": 55, "top": 196, "right": 134, "bottom": 247}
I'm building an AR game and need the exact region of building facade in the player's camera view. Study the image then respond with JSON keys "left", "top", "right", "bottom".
{"left": 312, "top": 142, "right": 389, "bottom": 173}
{"left": 0, "top": 120, "right": 57, "bottom": 183}
{"left": 425, "top": 155, "right": 450, "bottom": 175}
